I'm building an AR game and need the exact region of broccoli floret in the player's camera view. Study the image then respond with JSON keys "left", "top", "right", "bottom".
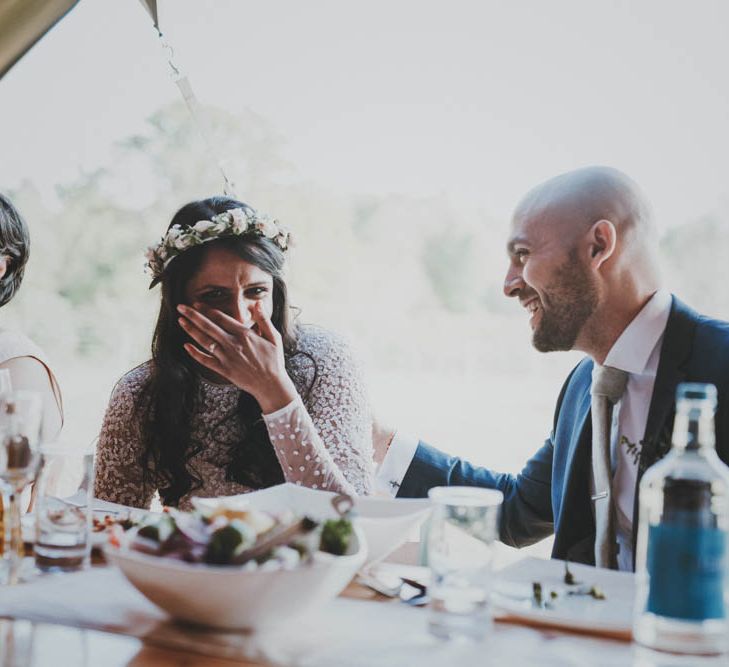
{"left": 320, "top": 518, "right": 353, "bottom": 556}
{"left": 137, "top": 514, "right": 176, "bottom": 543}
{"left": 205, "top": 521, "right": 254, "bottom": 564}
{"left": 137, "top": 523, "right": 159, "bottom": 541}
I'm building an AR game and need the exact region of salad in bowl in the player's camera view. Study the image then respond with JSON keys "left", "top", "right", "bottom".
{"left": 105, "top": 496, "right": 366, "bottom": 629}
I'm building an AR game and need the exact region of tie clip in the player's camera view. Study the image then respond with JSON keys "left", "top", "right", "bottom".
{"left": 591, "top": 491, "right": 608, "bottom": 501}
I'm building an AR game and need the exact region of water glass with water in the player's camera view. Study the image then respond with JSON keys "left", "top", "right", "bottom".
{"left": 426, "top": 486, "right": 503, "bottom": 641}
{"left": 34, "top": 448, "right": 94, "bottom": 572}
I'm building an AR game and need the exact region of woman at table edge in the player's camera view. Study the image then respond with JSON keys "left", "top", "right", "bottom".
{"left": 0, "top": 194, "right": 63, "bottom": 441}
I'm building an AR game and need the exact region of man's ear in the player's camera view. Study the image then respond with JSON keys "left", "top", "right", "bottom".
{"left": 0, "top": 257, "right": 7, "bottom": 281}
{"left": 588, "top": 219, "right": 617, "bottom": 268}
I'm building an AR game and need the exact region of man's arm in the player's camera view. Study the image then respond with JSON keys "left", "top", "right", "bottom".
{"left": 396, "top": 438, "right": 554, "bottom": 548}
{"left": 375, "top": 365, "right": 581, "bottom": 547}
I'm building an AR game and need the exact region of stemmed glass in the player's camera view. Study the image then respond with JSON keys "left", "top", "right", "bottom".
{"left": 0, "top": 390, "right": 42, "bottom": 584}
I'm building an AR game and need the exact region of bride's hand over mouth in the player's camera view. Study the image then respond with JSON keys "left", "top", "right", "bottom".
{"left": 177, "top": 301, "right": 297, "bottom": 413}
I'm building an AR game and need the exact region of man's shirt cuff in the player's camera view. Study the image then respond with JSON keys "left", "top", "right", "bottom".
{"left": 375, "top": 431, "right": 420, "bottom": 497}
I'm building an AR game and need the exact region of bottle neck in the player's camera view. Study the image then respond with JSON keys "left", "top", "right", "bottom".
{"left": 672, "top": 404, "right": 715, "bottom": 452}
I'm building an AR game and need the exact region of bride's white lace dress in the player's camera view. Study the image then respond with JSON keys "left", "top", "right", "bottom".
{"left": 94, "top": 325, "right": 373, "bottom": 509}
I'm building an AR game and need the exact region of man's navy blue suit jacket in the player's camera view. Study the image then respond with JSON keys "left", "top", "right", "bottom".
{"left": 397, "top": 297, "right": 729, "bottom": 566}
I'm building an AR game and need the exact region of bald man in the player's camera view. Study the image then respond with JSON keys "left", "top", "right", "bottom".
{"left": 376, "top": 166, "right": 729, "bottom": 571}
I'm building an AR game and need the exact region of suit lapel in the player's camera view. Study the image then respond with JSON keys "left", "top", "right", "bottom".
{"left": 554, "top": 378, "right": 595, "bottom": 563}
{"left": 630, "top": 296, "right": 698, "bottom": 561}
{"left": 564, "top": 388, "right": 593, "bottom": 489}
{"left": 640, "top": 297, "right": 697, "bottom": 473}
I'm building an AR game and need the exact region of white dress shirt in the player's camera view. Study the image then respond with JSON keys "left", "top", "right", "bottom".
{"left": 598, "top": 289, "right": 672, "bottom": 570}
{"left": 376, "top": 290, "right": 673, "bottom": 571}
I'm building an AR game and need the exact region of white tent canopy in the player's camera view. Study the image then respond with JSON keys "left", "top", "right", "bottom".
{"left": 0, "top": 0, "right": 79, "bottom": 80}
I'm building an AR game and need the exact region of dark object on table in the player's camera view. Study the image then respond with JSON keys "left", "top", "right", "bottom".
{"left": 532, "top": 581, "right": 543, "bottom": 606}
{"left": 320, "top": 518, "right": 353, "bottom": 556}
{"left": 563, "top": 560, "right": 579, "bottom": 585}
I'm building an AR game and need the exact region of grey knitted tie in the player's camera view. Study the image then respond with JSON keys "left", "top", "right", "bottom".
{"left": 591, "top": 364, "right": 629, "bottom": 569}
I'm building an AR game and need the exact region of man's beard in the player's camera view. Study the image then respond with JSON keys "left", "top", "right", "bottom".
{"left": 532, "top": 252, "right": 598, "bottom": 353}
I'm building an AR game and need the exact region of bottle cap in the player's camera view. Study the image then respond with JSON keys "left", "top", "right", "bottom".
{"left": 676, "top": 382, "right": 717, "bottom": 408}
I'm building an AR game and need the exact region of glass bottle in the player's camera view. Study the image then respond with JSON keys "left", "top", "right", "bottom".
{"left": 634, "top": 383, "right": 729, "bottom": 655}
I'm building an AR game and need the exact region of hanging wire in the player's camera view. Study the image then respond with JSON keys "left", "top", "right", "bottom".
{"left": 152, "top": 27, "right": 237, "bottom": 197}
{"left": 157, "top": 31, "right": 180, "bottom": 78}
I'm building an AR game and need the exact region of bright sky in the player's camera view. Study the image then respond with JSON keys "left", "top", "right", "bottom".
{"left": 2, "top": 0, "right": 729, "bottom": 229}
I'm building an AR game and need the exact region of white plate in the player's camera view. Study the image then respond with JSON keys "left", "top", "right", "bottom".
{"left": 491, "top": 557, "right": 634, "bottom": 639}
{"left": 194, "top": 483, "right": 432, "bottom": 565}
{"left": 22, "top": 498, "right": 150, "bottom": 549}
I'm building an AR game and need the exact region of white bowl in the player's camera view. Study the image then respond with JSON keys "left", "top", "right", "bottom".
{"left": 105, "top": 527, "right": 366, "bottom": 630}
{"left": 354, "top": 496, "right": 431, "bottom": 565}
{"left": 195, "top": 483, "right": 432, "bottom": 566}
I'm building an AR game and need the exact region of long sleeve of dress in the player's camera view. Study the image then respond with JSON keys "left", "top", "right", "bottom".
{"left": 270, "top": 330, "right": 374, "bottom": 495}
{"left": 94, "top": 368, "right": 155, "bottom": 509}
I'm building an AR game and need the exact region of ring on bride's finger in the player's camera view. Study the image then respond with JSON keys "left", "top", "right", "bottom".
{"left": 208, "top": 342, "right": 217, "bottom": 354}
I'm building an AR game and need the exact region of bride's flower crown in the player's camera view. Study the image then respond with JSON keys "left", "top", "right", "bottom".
{"left": 145, "top": 206, "right": 290, "bottom": 286}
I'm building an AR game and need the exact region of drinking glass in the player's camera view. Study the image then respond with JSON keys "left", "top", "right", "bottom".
{"left": 34, "top": 448, "right": 94, "bottom": 572}
{"left": 0, "top": 390, "right": 42, "bottom": 584}
{"left": 426, "top": 486, "right": 503, "bottom": 641}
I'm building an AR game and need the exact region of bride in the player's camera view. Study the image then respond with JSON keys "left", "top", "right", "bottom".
{"left": 95, "top": 197, "right": 373, "bottom": 509}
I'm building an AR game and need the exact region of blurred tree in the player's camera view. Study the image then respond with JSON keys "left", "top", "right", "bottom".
{"left": 660, "top": 215, "right": 729, "bottom": 320}
{"left": 422, "top": 230, "right": 476, "bottom": 313}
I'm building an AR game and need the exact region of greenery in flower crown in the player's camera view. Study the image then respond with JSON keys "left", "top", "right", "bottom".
{"left": 145, "top": 207, "right": 290, "bottom": 284}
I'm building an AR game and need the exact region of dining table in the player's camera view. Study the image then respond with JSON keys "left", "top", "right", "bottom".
{"left": 0, "top": 539, "right": 702, "bottom": 667}
{"left": 0, "top": 585, "right": 640, "bottom": 667}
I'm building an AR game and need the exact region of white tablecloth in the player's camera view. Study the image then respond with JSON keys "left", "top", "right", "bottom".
{"left": 0, "top": 566, "right": 642, "bottom": 666}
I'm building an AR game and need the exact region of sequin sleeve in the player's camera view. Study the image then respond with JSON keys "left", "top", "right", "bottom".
{"left": 274, "top": 328, "right": 374, "bottom": 495}
{"left": 265, "top": 398, "right": 357, "bottom": 494}
{"left": 94, "top": 365, "right": 155, "bottom": 509}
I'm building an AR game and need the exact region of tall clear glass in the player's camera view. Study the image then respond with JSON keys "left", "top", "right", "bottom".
{"left": 426, "top": 486, "right": 503, "bottom": 641}
{"left": 634, "top": 383, "right": 729, "bottom": 655}
{"left": 0, "top": 390, "right": 42, "bottom": 584}
{"left": 34, "top": 448, "right": 94, "bottom": 572}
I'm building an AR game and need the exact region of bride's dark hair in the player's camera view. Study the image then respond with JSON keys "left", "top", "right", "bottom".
{"left": 137, "top": 196, "right": 299, "bottom": 506}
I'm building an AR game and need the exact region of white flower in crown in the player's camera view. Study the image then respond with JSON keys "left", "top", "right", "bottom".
{"left": 274, "top": 229, "right": 290, "bottom": 250}
{"left": 255, "top": 213, "right": 279, "bottom": 239}
{"left": 146, "top": 204, "right": 289, "bottom": 286}
{"left": 210, "top": 212, "right": 232, "bottom": 234}
{"left": 173, "top": 233, "right": 195, "bottom": 251}
{"left": 193, "top": 220, "right": 217, "bottom": 235}
{"left": 158, "top": 244, "right": 171, "bottom": 261}
{"left": 229, "top": 208, "right": 249, "bottom": 233}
